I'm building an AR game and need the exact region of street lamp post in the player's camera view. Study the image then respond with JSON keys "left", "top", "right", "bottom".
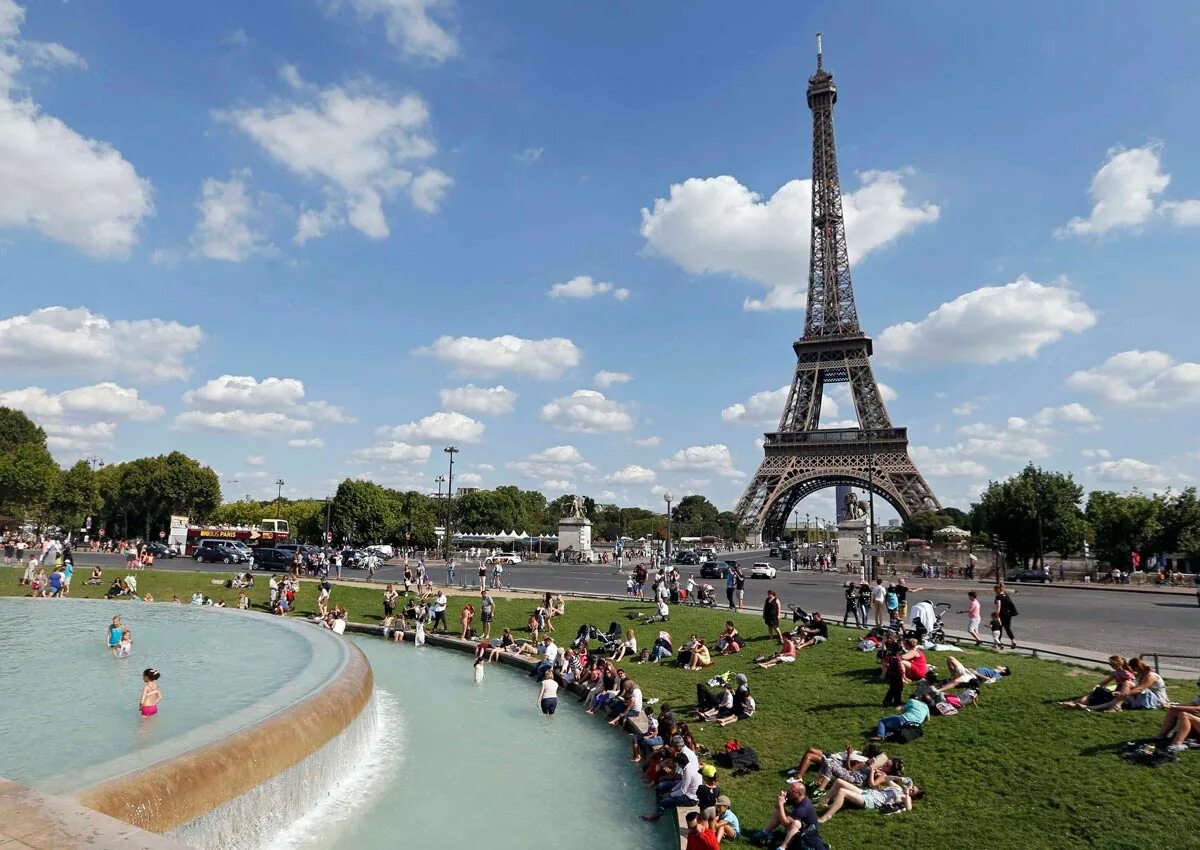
{"left": 324, "top": 496, "right": 333, "bottom": 547}
{"left": 83, "top": 456, "right": 104, "bottom": 540}
{"left": 443, "top": 446, "right": 459, "bottom": 560}
{"left": 275, "top": 479, "right": 285, "bottom": 502}
{"left": 434, "top": 475, "right": 446, "bottom": 552}
{"left": 663, "top": 491, "right": 674, "bottom": 566}
{"left": 866, "top": 432, "right": 877, "bottom": 581}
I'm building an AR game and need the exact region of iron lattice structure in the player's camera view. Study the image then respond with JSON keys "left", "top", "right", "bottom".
{"left": 735, "top": 39, "right": 940, "bottom": 542}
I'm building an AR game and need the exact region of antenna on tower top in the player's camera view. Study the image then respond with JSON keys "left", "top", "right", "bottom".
{"left": 816, "top": 32, "right": 823, "bottom": 70}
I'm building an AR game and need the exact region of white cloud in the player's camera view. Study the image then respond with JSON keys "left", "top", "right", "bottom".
{"left": 876, "top": 277, "right": 1096, "bottom": 366}
{"left": 224, "top": 28, "right": 249, "bottom": 48}
{"left": 379, "top": 410, "right": 484, "bottom": 443}
{"left": 0, "top": 306, "right": 201, "bottom": 383}
{"left": 528, "top": 445, "right": 586, "bottom": 464}
{"left": 640, "top": 170, "right": 938, "bottom": 311}
{"left": 334, "top": 0, "right": 459, "bottom": 63}
{"left": 632, "top": 436, "right": 661, "bottom": 447}
{"left": 0, "top": 2, "right": 153, "bottom": 258}
{"left": 594, "top": 370, "right": 632, "bottom": 388}
{"left": 721, "top": 386, "right": 841, "bottom": 427}
{"left": 507, "top": 445, "right": 594, "bottom": 481}
{"left": 475, "top": 463, "right": 494, "bottom": 472}
{"left": 1058, "top": 145, "right": 1170, "bottom": 237}
{"left": 514, "top": 146, "right": 543, "bottom": 164}
{"left": 219, "top": 76, "right": 448, "bottom": 240}
{"left": 43, "top": 421, "right": 116, "bottom": 453}
{"left": 455, "top": 472, "right": 482, "bottom": 486}
{"left": 438, "top": 384, "right": 516, "bottom": 415}
{"left": 173, "top": 410, "right": 314, "bottom": 435}
{"left": 352, "top": 440, "right": 432, "bottom": 463}
{"left": 245, "top": 455, "right": 266, "bottom": 466}
{"left": 541, "top": 390, "right": 633, "bottom": 433}
{"left": 661, "top": 444, "right": 744, "bottom": 478}
{"left": 909, "top": 447, "right": 989, "bottom": 478}
{"left": 877, "top": 383, "right": 898, "bottom": 403}
{"left": 541, "top": 479, "right": 573, "bottom": 492}
{"left": 1081, "top": 448, "right": 1111, "bottom": 459}
{"left": 303, "top": 400, "right": 355, "bottom": 423}
{"left": 0, "top": 383, "right": 163, "bottom": 421}
{"left": 184, "top": 375, "right": 306, "bottom": 409}
{"left": 1030, "top": 402, "right": 1098, "bottom": 428}
{"left": 418, "top": 334, "right": 581, "bottom": 380}
{"left": 1162, "top": 199, "right": 1200, "bottom": 227}
{"left": 1084, "top": 457, "right": 1169, "bottom": 486}
{"left": 606, "top": 464, "right": 656, "bottom": 485}
{"left": 548, "top": 275, "right": 631, "bottom": 302}
{"left": 294, "top": 202, "right": 342, "bottom": 245}
{"left": 288, "top": 438, "right": 325, "bottom": 449}
{"left": 191, "top": 170, "right": 269, "bottom": 261}
{"left": 951, "top": 401, "right": 979, "bottom": 417}
{"left": 1068, "top": 350, "right": 1200, "bottom": 408}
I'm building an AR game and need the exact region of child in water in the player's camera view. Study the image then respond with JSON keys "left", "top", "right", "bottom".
{"left": 140, "top": 669, "right": 162, "bottom": 716}
{"left": 106, "top": 616, "right": 123, "bottom": 650}
{"left": 113, "top": 629, "right": 132, "bottom": 658}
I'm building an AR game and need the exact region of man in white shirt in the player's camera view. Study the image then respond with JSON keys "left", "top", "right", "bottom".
{"left": 641, "top": 752, "right": 700, "bottom": 822}
{"left": 532, "top": 636, "right": 558, "bottom": 680}
{"left": 431, "top": 592, "right": 448, "bottom": 632}
{"left": 870, "top": 579, "right": 887, "bottom": 626}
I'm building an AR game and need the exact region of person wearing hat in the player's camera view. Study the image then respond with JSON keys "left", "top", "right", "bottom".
{"left": 707, "top": 795, "right": 740, "bottom": 843}
{"left": 697, "top": 764, "right": 721, "bottom": 811}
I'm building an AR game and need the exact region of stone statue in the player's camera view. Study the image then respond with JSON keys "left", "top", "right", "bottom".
{"left": 843, "top": 491, "right": 867, "bottom": 520}
{"left": 570, "top": 494, "right": 586, "bottom": 518}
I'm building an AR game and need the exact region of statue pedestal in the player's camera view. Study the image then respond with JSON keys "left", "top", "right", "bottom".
{"left": 837, "top": 518, "right": 867, "bottom": 569}
{"left": 557, "top": 516, "right": 593, "bottom": 561}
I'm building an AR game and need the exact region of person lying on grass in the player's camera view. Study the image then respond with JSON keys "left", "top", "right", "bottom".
{"left": 748, "top": 782, "right": 825, "bottom": 850}
{"left": 788, "top": 745, "right": 903, "bottom": 796}
{"left": 870, "top": 694, "right": 933, "bottom": 741}
{"left": 756, "top": 634, "right": 798, "bottom": 668}
{"left": 792, "top": 612, "right": 829, "bottom": 651}
{"left": 816, "top": 776, "right": 924, "bottom": 822}
{"left": 1156, "top": 678, "right": 1200, "bottom": 752}
{"left": 1057, "top": 655, "right": 1133, "bottom": 709}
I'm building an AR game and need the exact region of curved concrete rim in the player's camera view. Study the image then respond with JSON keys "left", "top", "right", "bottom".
{"left": 74, "top": 612, "right": 373, "bottom": 834}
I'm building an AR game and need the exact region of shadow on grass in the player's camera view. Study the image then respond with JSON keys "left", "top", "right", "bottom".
{"left": 809, "top": 702, "right": 882, "bottom": 711}
{"left": 835, "top": 667, "right": 883, "bottom": 683}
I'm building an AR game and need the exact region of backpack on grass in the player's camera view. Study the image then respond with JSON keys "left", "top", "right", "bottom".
{"left": 886, "top": 724, "right": 924, "bottom": 744}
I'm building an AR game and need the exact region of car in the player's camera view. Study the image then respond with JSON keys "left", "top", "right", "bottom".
{"left": 699, "top": 561, "right": 730, "bottom": 579}
{"left": 674, "top": 551, "right": 699, "bottom": 565}
{"left": 489, "top": 553, "right": 522, "bottom": 565}
{"left": 143, "top": 541, "right": 176, "bottom": 559}
{"left": 749, "top": 562, "right": 777, "bottom": 579}
{"left": 768, "top": 547, "right": 781, "bottom": 558}
{"left": 365, "top": 544, "right": 395, "bottom": 559}
{"left": 1006, "top": 569, "right": 1051, "bottom": 583}
{"left": 194, "top": 541, "right": 249, "bottom": 564}
{"left": 252, "top": 547, "right": 293, "bottom": 571}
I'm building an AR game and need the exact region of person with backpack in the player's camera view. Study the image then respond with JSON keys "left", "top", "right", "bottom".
{"left": 992, "top": 583, "right": 1018, "bottom": 649}
{"left": 870, "top": 693, "right": 933, "bottom": 742}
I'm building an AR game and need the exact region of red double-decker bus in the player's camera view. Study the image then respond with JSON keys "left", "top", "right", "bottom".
{"left": 178, "top": 519, "right": 291, "bottom": 555}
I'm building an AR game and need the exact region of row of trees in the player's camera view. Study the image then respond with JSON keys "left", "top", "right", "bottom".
{"left": 903, "top": 463, "right": 1200, "bottom": 569}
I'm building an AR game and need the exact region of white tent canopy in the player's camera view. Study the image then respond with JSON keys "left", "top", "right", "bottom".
{"left": 933, "top": 525, "right": 970, "bottom": 539}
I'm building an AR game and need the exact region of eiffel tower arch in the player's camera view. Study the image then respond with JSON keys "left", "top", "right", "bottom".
{"left": 734, "top": 36, "right": 940, "bottom": 544}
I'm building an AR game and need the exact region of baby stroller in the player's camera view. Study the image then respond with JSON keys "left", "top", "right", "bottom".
{"left": 909, "top": 600, "right": 950, "bottom": 645}
{"left": 693, "top": 584, "right": 717, "bottom": 607}
{"left": 785, "top": 604, "right": 814, "bottom": 637}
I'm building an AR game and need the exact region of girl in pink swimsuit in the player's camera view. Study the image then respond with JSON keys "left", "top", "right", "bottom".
{"left": 139, "top": 668, "right": 162, "bottom": 717}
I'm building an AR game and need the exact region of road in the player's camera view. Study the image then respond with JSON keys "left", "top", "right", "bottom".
{"left": 70, "top": 549, "right": 1199, "bottom": 669}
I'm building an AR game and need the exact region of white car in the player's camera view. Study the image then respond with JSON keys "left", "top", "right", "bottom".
{"left": 488, "top": 553, "right": 522, "bottom": 565}
{"left": 749, "top": 562, "right": 777, "bottom": 579}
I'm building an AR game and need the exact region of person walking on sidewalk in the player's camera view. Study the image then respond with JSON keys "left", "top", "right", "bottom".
{"left": 725, "top": 568, "right": 737, "bottom": 610}
{"left": 993, "top": 583, "right": 1018, "bottom": 649}
{"left": 842, "top": 582, "right": 860, "bottom": 627}
{"left": 960, "top": 590, "right": 982, "bottom": 645}
{"left": 870, "top": 579, "right": 887, "bottom": 626}
{"left": 447, "top": 558, "right": 456, "bottom": 586}
{"left": 734, "top": 563, "right": 746, "bottom": 611}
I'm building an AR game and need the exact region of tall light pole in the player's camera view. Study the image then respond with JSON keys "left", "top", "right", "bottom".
{"left": 663, "top": 491, "right": 674, "bottom": 565}
{"left": 434, "top": 475, "right": 446, "bottom": 552}
{"left": 83, "top": 456, "right": 104, "bottom": 539}
{"left": 324, "top": 495, "right": 333, "bottom": 548}
{"left": 275, "top": 479, "right": 285, "bottom": 503}
{"left": 444, "top": 446, "right": 459, "bottom": 559}
{"left": 866, "top": 432, "right": 877, "bottom": 581}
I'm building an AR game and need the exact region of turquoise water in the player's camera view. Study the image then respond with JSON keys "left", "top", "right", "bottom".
{"left": 265, "top": 636, "right": 664, "bottom": 850}
{"left": 0, "top": 598, "right": 348, "bottom": 793}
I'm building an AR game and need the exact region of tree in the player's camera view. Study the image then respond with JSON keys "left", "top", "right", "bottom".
{"left": 903, "top": 510, "right": 956, "bottom": 540}
{"left": 970, "top": 464, "right": 1086, "bottom": 568}
{"left": 49, "top": 459, "right": 95, "bottom": 530}
{"left": 1085, "top": 490, "right": 1161, "bottom": 569}
{"left": 0, "top": 408, "right": 59, "bottom": 522}
{"left": 1157, "top": 488, "right": 1200, "bottom": 559}
{"left": 672, "top": 495, "right": 720, "bottom": 537}
{"left": 330, "top": 479, "right": 394, "bottom": 545}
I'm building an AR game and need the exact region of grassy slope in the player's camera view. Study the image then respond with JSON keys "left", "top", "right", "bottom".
{"left": 6, "top": 568, "right": 1199, "bottom": 849}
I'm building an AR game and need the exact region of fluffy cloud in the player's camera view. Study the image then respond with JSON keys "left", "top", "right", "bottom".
{"left": 1068, "top": 350, "right": 1200, "bottom": 408}
{"left": 1084, "top": 457, "right": 1169, "bottom": 485}
{"left": 528, "top": 445, "right": 586, "bottom": 464}
{"left": 909, "top": 446, "right": 989, "bottom": 478}
{"left": 191, "top": 170, "right": 269, "bottom": 261}
{"left": 184, "top": 375, "right": 306, "bottom": 409}
{"left": 0, "top": 2, "right": 153, "bottom": 258}
{"left": 245, "top": 455, "right": 266, "bottom": 465}
{"left": 640, "top": 170, "right": 938, "bottom": 311}
{"left": 288, "top": 438, "right": 325, "bottom": 449}
{"left": 438, "top": 384, "right": 516, "bottom": 415}
{"left": 507, "top": 445, "right": 594, "bottom": 481}
{"left": 514, "top": 146, "right": 543, "bottom": 164}
{"left": 918, "top": 403, "right": 1096, "bottom": 471}
{"left": 632, "top": 436, "right": 661, "bottom": 447}
{"left": 951, "top": 401, "right": 979, "bottom": 417}
{"left": 876, "top": 278, "right": 1096, "bottom": 366}
{"left": 1058, "top": 145, "right": 1170, "bottom": 237}
{"left": 541, "top": 390, "right": 633, "bottom": 433}
{"left": 0, "top": 383, "right": 162, "bottom": 421}
{"left": 1162, "top": 199, "right": 1200, "bottom": 227}
{"left": 548, "top": 275, "right": 630, "bottom": 301}
{"left": 1081, "top": 448, "right": 1111, "bottom": 459}
{"left": 606, "top": 464, "right": 656, "bottom": 485}
{"left": 352, "top": 440, "right": 432, "bottom": 463}
{"left": 721, "top": 386, "right": 841, "bottom": 427}
{"left": 43, "top": 421, "right": 116, "bottom": 452}
{"left": 418, "top": 335, "right": 580, "bottom": 380}
{"left": 594, "top": 370, "right": 632, "bottom": 388}
{"left": 0, "top": 306, "right": 201, "bottom": 383}
{"left": 542, "top": 479, "right": 573, "bottom": 492}
{"left": 174, "top": 410, "right": 313, "bottom": 435}
{"left": 661, "top": 444, "right": 744, "bottom": 478}
{"left": 294, "top": 202, "right": 342, "bottom": 245}
{"left": 379, "top": 410, "right": 484, "bottom": 443}
{"left": 333, "top": 0, "right": 458, "bottom": 62}
{"left": 219, "top": 76, "right": 450, "bottom": 241}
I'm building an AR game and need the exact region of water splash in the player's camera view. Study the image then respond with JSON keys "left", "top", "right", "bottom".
{"left": 169, "top": 690, "right": 403, "bottom": 850}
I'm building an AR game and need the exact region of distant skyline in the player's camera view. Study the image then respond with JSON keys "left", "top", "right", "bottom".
{"left": 3, "top": 1, "right": 1200, "bottom": 523}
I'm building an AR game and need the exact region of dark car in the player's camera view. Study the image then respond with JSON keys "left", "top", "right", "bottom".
{"left": 768, "top": 547, "right": 781, "bottom": 558}
{"left": 1006, "top": 569, "right": 1050, "bottom": 583}
{"left": 253, "top": 547, "right": 293, "bottom": 571}
{"left": 675, "top": 551, "right": 699, "bottom": 566}
{"left": 699, "top": 561, "right": 731, "bottom": 579}
{"left": 194, "top": 541, "right": 248, "bottom": 564}
{"left": 144, "top": 541, "right": 176, "bottom": 559}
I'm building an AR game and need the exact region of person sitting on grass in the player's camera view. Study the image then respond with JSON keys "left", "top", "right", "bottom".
{"left": 757, "top": 633, "right": 797, "bottom": 669}
{"left": 1079, "top": 657, "right": 1169, "bottom": 712}
{"left": 687, "top": 637, "right": 714, "bottom": 671}
{"left": 733, "top": 678, "right": 757, "bottom": 721}
{"left": 608, "top": 679, "right": 644, "bottom": 727}
{"left": 698, "top": 682, "right": 735, "bottom": 722}
{"left": 630, "top": 705, "right": 661, "bottom": 763}
{"left": 87, "top": 566, "right": 104, "bottom": 585}
{"left": 612, "top": 628, "right": 638, "bottom": 662}
{"left": 1057, "top": 655, "right": 1133, "bottom": 708}
{"left": 1156, "top": 678, "right": 1200, "bottom": 752}
{"left": 793, "top": 613, "right": 829, "bottom": 651}
{"left": 649, "top": 631, "right": 674, "bottom": 663}
{"left": 897, "top": 638, "right": 928, "bottom": 683}
{"left": 640, "top": 752, "right": 700, "bottom": 823}
{"left": 816, "top": 776, "right": 924, "bottom": 822}
{"left": 707, "top": 794, "right": 740, "bottom": 844}
{"left": 870, "top": 694, "right": 932, "bottom": 741}
{"left": 748, "top": 782, "right": 826, "bottom": 850}
{"left": 715, "top": 621, "right": 742, "bottom": 655}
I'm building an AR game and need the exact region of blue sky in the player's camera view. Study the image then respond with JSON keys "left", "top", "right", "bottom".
{"left": 2, "top": 0, "right": 1200, "bottom": 524}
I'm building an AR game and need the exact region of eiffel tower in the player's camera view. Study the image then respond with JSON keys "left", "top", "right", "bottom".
{"left": 735, "top": 36, "right": 940, "bottom": 544}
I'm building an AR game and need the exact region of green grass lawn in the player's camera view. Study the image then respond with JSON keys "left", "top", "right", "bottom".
{"left": 6, "top": 567, "right": 1199, "bottom": 849}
